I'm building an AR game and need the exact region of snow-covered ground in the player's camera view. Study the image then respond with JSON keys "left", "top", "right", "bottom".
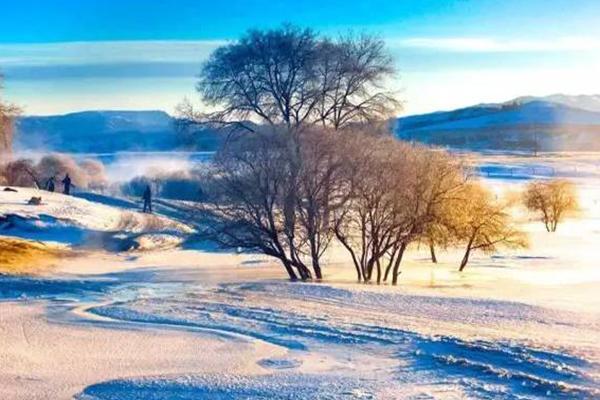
{"left": 0, "top": 187, "right": 193, "bottom": 251}
{"left": 1, "top": 153, "right": 600, "bottom": 399}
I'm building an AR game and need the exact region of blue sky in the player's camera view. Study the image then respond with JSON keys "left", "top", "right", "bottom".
{"left": 1, "top": 0, "right": 599, "bottom": 115}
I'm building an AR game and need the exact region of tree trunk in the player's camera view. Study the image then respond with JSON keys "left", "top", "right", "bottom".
{"left": 392, "top": 242, "right": 407, "bottom": 285}
{"left": 459, "top": 235, "right": 476, "bottom": 272}
{"left": 376, "top": 259, "right": 382, "bottom": 284}
{"left": 429, "top": 243, "right": 438, "bottom": 264}
{"left": 335, "top": 231, "right": 362, "bottom": 282}
{"left": 363, "top": 264, "right": 370, "bottom": 283}
{"left": 297, "top": 263, "right": 311, "bottom": 280}
{"left": 281, "top": 259, "right": 298, "bottom": 281}
{"left": 366, "top": 259, "right": 375, "bottom": 283}
{"left": 351, "top": 257, "right": 363, "bottom": 282}
{"left": 383, "top": 247, "right": 398, "bottom": 282}
{"left": 544, "top": 218, "right": 551, "bottom": 232}
{"left": 458, "top": 250, "right": 470, "bottom": 271}
{"left": 310, "top": 236, "right": 323, "bottom": 280}
{"left": 312, "top": 259, "right": 323, "bottom": 280}
{"left": 459, "top": 246, "right": 472, "bottom": 271}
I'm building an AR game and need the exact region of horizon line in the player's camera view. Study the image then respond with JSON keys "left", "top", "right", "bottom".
{"left": 16, "top": 92, "right": 600, "bottom": 119}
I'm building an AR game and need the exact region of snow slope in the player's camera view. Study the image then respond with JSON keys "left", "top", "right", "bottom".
{"left": 1, "top": 154, "right": 600, "bottom": 399}
{"left": 0, "top": 187, "right": 193, "bottom": 250}
{"left": 396, "top": 95, "right": 600, "bottom": 151}
{"left": 513, "top": 94, "right": 600, "bottom": 113}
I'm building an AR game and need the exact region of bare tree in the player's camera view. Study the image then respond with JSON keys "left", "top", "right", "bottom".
{"left": 293, "top": 128, "right": 356, "bottom": 279}
{"left": 332, "top": 137, "right": 467, "bottom": 284}
{"left": 196, "top": 128, "right": 310, "bottom": 280}
{"left": 417, "top": 166, "right": 478, "bottom": 264}
{"left": 453, "top": 183, "right": 528, "bottom": 271}
{"left": 196, "top": 126, "right": 358, "bottom": 281}
{"left": 0, "top": 73, "right": 21, "bottom": 156}
{"left": 190, "top": 25, "right": 401, "bottom": 281}
{"left": 523, "top": 179, "right": 579, "bottom": 232}
{"left": 332, "top": 134, "right": 411, "bottom": 283}
{"left": 313, "top": 35, "right": 400, "bottom": 130}
{"left": 194, "top": 25, "right": 400, "bottom": 132}
{"left": 382, "top": 148, "right": 468, "bottom": 284}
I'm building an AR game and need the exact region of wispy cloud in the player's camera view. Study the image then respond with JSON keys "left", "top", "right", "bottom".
{"left": 0, "top": 40, "right": 225, "bottom": 67}
{"left": 3, "top": 38, "right": 599, "bottom": 116}
{"left": 392, "top": 37, "right": 600, "bottom": 53}
{"left": 3, "top": 37, "right": 597, "bottom": 70}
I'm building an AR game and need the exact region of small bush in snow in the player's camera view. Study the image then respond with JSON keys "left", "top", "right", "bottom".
{"left": 523, "top": 179, "right": 579, "bottom": 232}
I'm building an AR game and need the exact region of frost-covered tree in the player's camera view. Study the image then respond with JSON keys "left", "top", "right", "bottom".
{"left": 523, "top": 179, "right": 579, "bottom": 232}
{"left": 452, "top": 183, "right": 528, "bottom": 271}
{"left": 190, "top": 25, "right": 402, "bottom": 281}
{"left": 381, "top": 148, "right": 467, "bottom": 284}
{"left": 332, "top": 139, "right": 467, "bottom": 284}
{"left": 193, "top": 25, "right": 400, "bottom": 132}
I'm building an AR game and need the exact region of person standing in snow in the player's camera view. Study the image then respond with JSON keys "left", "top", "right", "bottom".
{"left": 142, "top": 185, "right": 152, "bottom": 213}
{"left": 46, "top": 176, "right": 55, "bottom": 192}
{"left": 62, "top": 173, "right": 72, "bottom": 195}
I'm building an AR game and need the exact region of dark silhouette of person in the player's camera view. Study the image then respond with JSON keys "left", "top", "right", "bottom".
{"left": 142, "top": 185, "right": 152, "bottom": 213}
{"left": 46, "top": 176, "right": 56, "bottom": 192}
{"left": 62, "top": 174, "right": 72, "bottom": 195}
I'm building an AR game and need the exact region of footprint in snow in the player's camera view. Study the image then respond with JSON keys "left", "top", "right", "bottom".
{"left": 258, "top": 357, "right": 302, "bottom": 370}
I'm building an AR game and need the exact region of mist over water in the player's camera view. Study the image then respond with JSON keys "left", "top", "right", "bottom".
{"left": 13, "top": 150, "right": 214, "bottom": 182}
{"left": 91, "top": 151, "right": 214, "bottom": 182}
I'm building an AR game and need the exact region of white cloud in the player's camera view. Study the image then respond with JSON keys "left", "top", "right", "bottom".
{"left": 391, "top": 37, "right": 600, "bottom": 53}
{"left": 3, "top": 36, "right": 596, "bottom": 68}
{"left": 3, "top": 38, "right": 599, "bottom": 116}
{"left": 0, "top": 40, "right": 225, "bottom": 66}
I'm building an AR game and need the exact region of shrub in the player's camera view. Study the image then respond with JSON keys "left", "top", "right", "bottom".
{"left": 121, "top": 170, "right": 205, "bottom": 201}
{"left": 1, "top": 159, "right": 41, "bottom": 188}
{"left": 1, "top": 153, "right": 107, "bottom": 191}
{"left": 523, "top": 179, "right": 579, "bottom": 232}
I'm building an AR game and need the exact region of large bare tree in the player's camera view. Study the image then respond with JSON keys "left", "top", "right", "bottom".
{"left": 193, "top": 25, "right": 400, "bottom": 132}
{"left": 332, "top": 134, "right": 411, "bottom": 283}
{"left": 196, "top": 127, "right": 355, "bottom": 280}
{"left": 195, "top": 129, "right": 303, "bottom": 280}
{"left": 331, "top": 135, "right": 468, "bottom": 284}
{"left": 190, "top": 25, "right": 401, "bottom": 280}
{"left": 381, "top": 148, "right": 467, "bottom": 284}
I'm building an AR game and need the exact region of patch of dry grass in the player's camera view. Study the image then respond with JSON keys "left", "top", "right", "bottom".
{"left": 0, "top": 237, "right": 70, "bottom": 275}
{"left": 116, "top": 211, "right": 183, "bottom": 232}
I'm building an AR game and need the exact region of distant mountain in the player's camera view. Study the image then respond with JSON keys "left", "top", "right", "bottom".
{"left": 15, "top": 110, "right": 222, "bottom": 153}
{"left": 396, "top": 95, "right": 600, "bottom": 151}
{"left": 511, "top": 94, "right": 600, "bottom": 113}
{"left": 16, "top": 95, "right": 600, "bottom": 154}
